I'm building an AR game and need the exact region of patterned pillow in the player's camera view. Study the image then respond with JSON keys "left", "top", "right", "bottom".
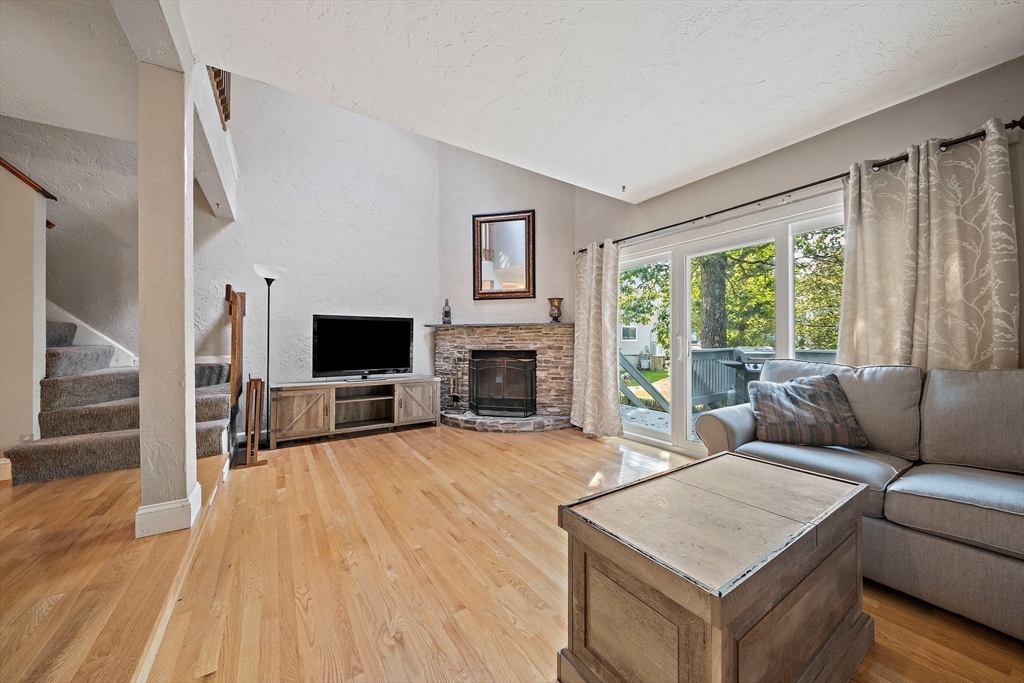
{"left": 748, "top": 374, "right": 868, "bottom": 447}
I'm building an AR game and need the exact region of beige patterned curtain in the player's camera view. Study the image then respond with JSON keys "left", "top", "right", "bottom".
{"left": 572, "top": 240, "right": 623, "bottom": 436}
{"left": 838, "top": 119, "right": 1020, "bottom": 371}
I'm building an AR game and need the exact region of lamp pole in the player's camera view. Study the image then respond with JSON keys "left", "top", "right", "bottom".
{"left": 263, "top": 276, "right": 274, "bottom": 447}
{"left": 253, "top": 264, "right": 286, "bottom": 448}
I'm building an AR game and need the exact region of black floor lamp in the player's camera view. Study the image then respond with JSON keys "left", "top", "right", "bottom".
{"left": 253, "top": 264, "right": 286, "bottom": 447}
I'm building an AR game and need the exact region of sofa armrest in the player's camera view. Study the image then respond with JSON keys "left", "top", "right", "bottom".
{"left": 695, "top": 404, "right": 757, "bottom": 454}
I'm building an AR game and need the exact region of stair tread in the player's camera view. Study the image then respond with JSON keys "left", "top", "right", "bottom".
{"left": 41, "top": 390, "right": 229, "bottom": 416}
{"left": 42, "top": 366, "right": 138, "bottom": 380}
{"left": 197, "top": 383, "right": 231, "bottom": 395}
{"left": 8, "top": 428, "right": 139, "bottom": 450}
{"left": 46, "top": 344, "right": 114, "bottom": 353}
{"left": 10, "top": 419, "right": 230, "bottom": 451}
{"left": 45, "top": 344, "right": 116, "bottom": 378}
{"left": 45, "top": 322, "right": 77, "bottom": 347}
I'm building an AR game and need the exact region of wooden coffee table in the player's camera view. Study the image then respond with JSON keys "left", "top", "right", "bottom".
{"left": 557, "top": 451, "right": 873, "bottom": 683}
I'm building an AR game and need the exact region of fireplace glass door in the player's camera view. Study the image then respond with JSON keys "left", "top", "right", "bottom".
{"left": 469, "top": 350, "right": 537, "bottom": 417}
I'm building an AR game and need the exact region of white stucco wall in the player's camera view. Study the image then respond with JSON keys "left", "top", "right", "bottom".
{"left": 194, "top": 78, "right": 441, "bottom": 383}
{"left": 0, "top": 167, "right": 47, "bottom": 454}
{"left": 438, "top": 145, "right": 578, "bottom": 325}
{"left": 0, "top": 116, "right": 140, "bottom": 352}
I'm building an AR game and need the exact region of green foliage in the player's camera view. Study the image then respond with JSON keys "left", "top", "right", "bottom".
{"left": 693, "top": 244, "right": 777, "bottom": 347}
{"left": 618, "top": 225, "right": 845, "bottom": 353}
{"left": 794, "top": 226, "right": 844, "bottom": 350}
{"left": 619, "top": 263, "right": 671, "bottom": 352}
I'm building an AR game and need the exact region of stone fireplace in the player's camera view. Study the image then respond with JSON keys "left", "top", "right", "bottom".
{"left": 469, "top": 350, "right": 537, "bottom": 417}
{"left": 429, "top": 323, "right": 573, "bottom": 431}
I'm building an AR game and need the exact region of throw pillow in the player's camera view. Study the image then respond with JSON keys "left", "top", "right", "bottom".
{"left": 748, "top": 374, "right": 868, "bottom": 447}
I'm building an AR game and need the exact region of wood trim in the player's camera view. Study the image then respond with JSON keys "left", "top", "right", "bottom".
{"left": 207, "top": 66, "right": 231, "bottom": 130}
{"left": 0, "top": 157, "right": 57, "bottom": 200}
{"left": 225, "top": 285, "right": 245, "bottom": 407}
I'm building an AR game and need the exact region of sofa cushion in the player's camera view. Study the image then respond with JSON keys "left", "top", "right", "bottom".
{"left": 735, "top": 441, "right": 913, "bottom": 517}
{"left": 760, "top": 360, "right": 924, "bottom": 460}
{"left": 920, "top": 368, "right": 1024, "bottom": 473}
{"left": 885, "top": 464, "right": 1024, "bottom": 560}
{"left": 749, "top": 374, "right": 868, "bottom": 447}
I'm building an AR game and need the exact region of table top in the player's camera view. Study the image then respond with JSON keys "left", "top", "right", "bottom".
{"left": 560, "top": 452, "right": 864, "bottom": 595}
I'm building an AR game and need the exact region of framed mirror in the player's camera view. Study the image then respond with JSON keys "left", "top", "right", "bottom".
{"left": 472, "top": 210, "right": 535, "bottom": 300}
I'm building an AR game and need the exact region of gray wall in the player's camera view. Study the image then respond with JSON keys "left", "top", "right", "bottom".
{"left": 0, "top": 116, "right": 140, "bottom": 351}
{"left": 438, "top": 144, "right": 577, "bottom": 326}
{"left": 576, "top": 57, "right": 1024, "bottom": 248}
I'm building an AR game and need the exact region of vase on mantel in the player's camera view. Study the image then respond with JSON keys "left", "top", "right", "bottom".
{"left": 548, "top": 297, "right": 564, "bottom": 323}
{"left": 442, "top": 298, "right": 452, "bottom": 325}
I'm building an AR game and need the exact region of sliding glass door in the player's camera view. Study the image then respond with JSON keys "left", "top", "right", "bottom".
{"left": 618, "top": 258, "right": 672, "bottom": 440}
{"left": 685, "top": 240, "right": 776, "bottom": 443}
{"left": 617, "top": 194, "right": 845, "bottom": 453}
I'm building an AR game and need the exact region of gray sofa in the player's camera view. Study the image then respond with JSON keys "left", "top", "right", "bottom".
{"left": 695, "top": 359, "right": 1024, "bottom": 639}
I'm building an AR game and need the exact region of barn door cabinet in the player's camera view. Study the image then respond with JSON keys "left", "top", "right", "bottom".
{"left": 271, "top": 376, "right": 440, "bottom": 448}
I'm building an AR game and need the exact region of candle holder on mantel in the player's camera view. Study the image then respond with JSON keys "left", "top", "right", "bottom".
{"left": 548, "top": 297, "right": 564, "bottom": 323}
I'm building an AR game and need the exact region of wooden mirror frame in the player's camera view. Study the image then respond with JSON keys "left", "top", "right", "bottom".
{"left": 472, "top": 210, "right": 536, "bottom": 300}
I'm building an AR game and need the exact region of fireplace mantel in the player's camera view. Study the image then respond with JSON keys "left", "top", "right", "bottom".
{"left": 426, "top": 322, "right": 574, "bottom": 329}
{"left": 430, "top": 323, "right": 574, "bottom": 425}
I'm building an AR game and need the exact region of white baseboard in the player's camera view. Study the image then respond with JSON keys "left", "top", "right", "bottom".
{"left": 196, "top": 355, "right": 231, "bottom": 364}
{"left": 0, "top": 457, "right": 10, "bottom": 482}
{"left": 46, "top": 301, "right": 138, "bottom": 367}
{"left": 135, "top": 482, "right": 202, "bottom": 538}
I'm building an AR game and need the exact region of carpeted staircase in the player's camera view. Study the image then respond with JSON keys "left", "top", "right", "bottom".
{"left": 6, "top": 322, "right": 232, "bottom": 485}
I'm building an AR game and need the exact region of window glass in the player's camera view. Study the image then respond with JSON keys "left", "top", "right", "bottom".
{"left": 689, "top": 241, "right": 775, "bottom": 441}
{"left": 619, "top": 262, "right": 671, "bottom": 436}
{"left": 794, "top": 225, "right": 844, "bottom": 362}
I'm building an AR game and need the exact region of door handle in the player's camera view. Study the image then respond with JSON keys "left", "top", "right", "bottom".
{"left": 678, "top": 334, "right": 689, "bottom": 359}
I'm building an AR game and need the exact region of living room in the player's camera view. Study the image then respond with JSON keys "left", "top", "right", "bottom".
{"left": 0, "top": 2, "right": 1022, "bottom": 682}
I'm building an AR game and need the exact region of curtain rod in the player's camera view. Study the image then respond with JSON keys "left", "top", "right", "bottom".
{"left": 576, "top": 117, "right": 1023, "bottom": 254}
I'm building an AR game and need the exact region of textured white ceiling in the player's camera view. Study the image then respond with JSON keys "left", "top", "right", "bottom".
{"left": 178, "top": 0, "right": 1024, "bottom": 202}
{"left": 0, "top": 0, "right": 138, "bottom": 142}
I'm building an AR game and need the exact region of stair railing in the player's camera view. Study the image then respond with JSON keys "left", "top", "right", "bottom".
{"left": 226, "top": 285, "right": 246, "bottom": 463}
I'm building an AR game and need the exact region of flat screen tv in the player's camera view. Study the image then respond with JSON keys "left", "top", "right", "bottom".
{"left": 312, "top": 315, "right": 413, "bottom": 378}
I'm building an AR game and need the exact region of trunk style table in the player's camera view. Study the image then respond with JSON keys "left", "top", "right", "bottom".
{"left": 557, "top": 452, "right": 873, "bottom": 683}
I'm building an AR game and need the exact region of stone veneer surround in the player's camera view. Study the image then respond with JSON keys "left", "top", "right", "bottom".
{"left": 429, "top": 323, "right": 574, "bottom": 420}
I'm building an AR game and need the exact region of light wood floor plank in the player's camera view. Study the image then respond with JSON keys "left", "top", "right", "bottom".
{"left": 146, "top": 427, "right": 1024, "bottom": 683}
{"left": 0, "top": 455, "right": 227, "bottom": 683}
{"left": 3, "top": 429, "right": 1021, "bottom": 683}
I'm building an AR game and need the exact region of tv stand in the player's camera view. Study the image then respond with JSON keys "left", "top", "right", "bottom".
{"left": 269, "top": 375, "right": 440, "bottom": 449}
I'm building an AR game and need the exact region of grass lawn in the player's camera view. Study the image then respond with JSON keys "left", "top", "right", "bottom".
{"left": 639, "top": 369, "right": 668, "bottom": 384}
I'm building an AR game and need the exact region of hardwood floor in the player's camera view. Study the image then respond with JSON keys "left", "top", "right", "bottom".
{"left": 147, "top": 427, "right": 1023, "bottom": 683}
{"left": 856, "top": 581, "right": 1024, "bottom": 683}
{"left": 2, "top": 427, "right": 1021, "bottom": 682}
{"left": 0, "top": 454, "right": 228, "bottom": 683}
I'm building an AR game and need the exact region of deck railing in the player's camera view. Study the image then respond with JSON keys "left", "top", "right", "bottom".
{"left": 620, "top": 347, "right": 839, "bottom": 413}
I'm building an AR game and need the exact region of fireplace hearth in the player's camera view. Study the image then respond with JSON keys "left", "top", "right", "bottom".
{"left": 469, "top": 350, "right": 537, "bottom": 417}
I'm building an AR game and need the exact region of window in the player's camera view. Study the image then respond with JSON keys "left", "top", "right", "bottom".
{"left": 618, "top": 260, "right": 671, "bottom": 438}
{"left": 616, "top": 190, "right": 845, "bottom": 454}
{"left": 793, "top": 225, "right": 844, "bottom": 360}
